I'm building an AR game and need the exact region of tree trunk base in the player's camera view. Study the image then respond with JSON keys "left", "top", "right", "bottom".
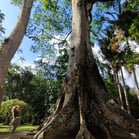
{"left": 32, "top": 94, "right": 139, "bottom": 139}
{"left": 18, "top": 129, "right": 139, "bottom": 139}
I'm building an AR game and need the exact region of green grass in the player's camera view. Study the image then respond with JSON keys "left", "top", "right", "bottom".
{"left": 0, "top": 123, "right": 39, "bottom": 132}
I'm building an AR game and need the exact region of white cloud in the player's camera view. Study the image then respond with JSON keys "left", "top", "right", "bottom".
{"left": 92, "top": 44, "right": 108, "bottom": 63}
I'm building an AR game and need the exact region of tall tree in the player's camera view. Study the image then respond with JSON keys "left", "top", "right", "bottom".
{"left": 34, "top": 0, "right": 139, "bottom": 139}
{"left": 0, "top": 0, "right": 33, "bottom": 105}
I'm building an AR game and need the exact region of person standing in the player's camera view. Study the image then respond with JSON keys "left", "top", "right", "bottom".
{"left": 9, "top": 105, "right": 21, "bottom": 139}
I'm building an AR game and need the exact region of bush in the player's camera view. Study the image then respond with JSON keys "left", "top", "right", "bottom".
{"left": 0, "top": 99, "right": 32, "bottom": 124}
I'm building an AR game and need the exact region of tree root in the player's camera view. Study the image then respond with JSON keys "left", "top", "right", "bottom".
{"left": 33, "top": 78, "right": 139, "bottom": 139}
{"left": 100, "top": 103, "right": 138, "bottom": 138}
{"left": 33, "top": 97, "right": 79, "bottom": 139}
{"left": 75, "top": 124, "right": 95, "bottom": 139}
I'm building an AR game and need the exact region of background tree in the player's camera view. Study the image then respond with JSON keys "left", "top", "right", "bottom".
{"left": 4, "top": 48, "right": 68, "bottom": 124}
{"left": 4, "top": 64, "right": 54, "bottom": 124}
{"left": 26, "top": 0, "right": 71, "bottom": 59}
{"left": 123, "top": 47, "right": 139, "bottom": 103}
{"left": 95, "top": 0, "right": 139, "bottom": 114}
{"left": 0, "top": 0, "right": 33, "bottom": 105}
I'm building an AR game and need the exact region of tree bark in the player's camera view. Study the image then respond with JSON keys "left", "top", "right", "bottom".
{"left": 114, "top": 71, "right": 124, "bottom": 110}
{"left": 0, "top": 0, "right": 33, "bottom": 105}
{"left": 120, "top": 67, "right": 131, "bottom": 115}
{"left": 34, "top": 0, "right": 139, "bottom": 139}
{"left": 132, "top": 67, "right": 139, "bottom": 103}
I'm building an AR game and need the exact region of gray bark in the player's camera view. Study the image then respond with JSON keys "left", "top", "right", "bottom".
{"left": 114, "top": 71, "right": 124, "bottom": 110}
{"left": 33, "top": 0, "right": 138, "bottom": 139}
{"left": 0, "top": 0, "right": 33, "bottom": 105}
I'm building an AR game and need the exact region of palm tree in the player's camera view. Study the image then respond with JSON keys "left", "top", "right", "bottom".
{"left": 114, "top": 68, "right": 124, "bottom": 110}
{"left": 99, "top": 29, "right": 126, "bottom": 110}
{"left": 124, "top": 46, "right": 139, "bottom": 103}
{"left": 120, "top": 66, "right": 131, "bottom": 114}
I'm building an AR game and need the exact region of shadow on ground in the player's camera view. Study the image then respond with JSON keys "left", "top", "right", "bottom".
{"left": 0, "top": 131, "right": 139, "bottom": 139}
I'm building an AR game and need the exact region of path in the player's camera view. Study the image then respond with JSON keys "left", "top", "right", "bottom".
{"left": 0, "top": 131, "right": 34, "bottom": 139}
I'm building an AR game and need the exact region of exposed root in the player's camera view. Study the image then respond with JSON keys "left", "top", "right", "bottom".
{"left": 100, "top": 103, "right": 138, "bottom": 138}
{"left": 108, "top": 123, "right": 132, "bottom": 138}
{"left": 75, "top": 81, "right": 96, "bottom": 139}
{"left": 75, "top": 124, "right": 95, "bottom": 139}
{"left": 33, "top": 74, "right": 139, "bottom": 139}
{"left": 33, "top": 98, "right": 79, "bottom": 139}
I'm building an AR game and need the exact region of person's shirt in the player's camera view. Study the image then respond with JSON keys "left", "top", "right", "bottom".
{"left": 12, "top": 110, "right": 19, "bottom": 119}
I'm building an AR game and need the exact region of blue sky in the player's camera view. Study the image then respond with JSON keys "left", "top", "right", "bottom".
{"left": 0, "top": 0, "right": 38, "bottom": 65}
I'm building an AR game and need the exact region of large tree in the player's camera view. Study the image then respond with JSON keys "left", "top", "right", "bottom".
{"left": 0, "top": 0, "right": 33, "bottom": 105}
{"left": 34, "top": 0, "right": 139, "bottom": 139}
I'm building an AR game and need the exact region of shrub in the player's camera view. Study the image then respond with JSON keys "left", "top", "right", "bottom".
{"left": 0, "top": 99, "right": 32, "bottom": 124}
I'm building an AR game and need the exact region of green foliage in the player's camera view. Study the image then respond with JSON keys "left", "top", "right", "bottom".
{"left": 128, "top": 89, "right": 139, "bottom": 118}
{"left": 124, "top": 50, "right": 139, "bottom": 72}
{"left": 0, "top": 10, "right": 5, "bottom": 39}
{"left": 10, "top": 0, "right": 23, "bottom": 6}
{"left": 55, "top": 47, "right": 69, "bottom": 81}
{"left": 4, "top": 63, "right": 62, "bottom": 124}
{"left": 104, "top": 77, "right": 139, "bottom": 118}
{"left": 92, "top": 0, "right": 118, "bottom": 40}
{"left": 0, "top": 10, "right": 4, "bottom": 23}
{"left": 126, "top": 0, "right": 139, "bottom": 12}
{"left": 104, "top": 77, "right": 118, "bottom": 98}
{"left": 97, "top": 0, "right": 139, "bottom": 76}
{"left": 34, "top": 47, "right": 69, "bottom": 114}
{"left": 39, "top": 0, "right": 57, "bottom": 11}
{"left": 116, "top": 11, "right": 139, "bottom": 38}
{"left": 26, "top": 0, "right": 71, "bottom": 58}
{"left": 129, "top": 18, "right": 139, "bottom": 43}
{"left": 0, "top": 99, "right": 32, "bottom": 124}
{"left": 4, "top": 44, "right": 68, "bottom": 124}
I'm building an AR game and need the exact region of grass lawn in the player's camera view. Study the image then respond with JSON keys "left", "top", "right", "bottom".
{"left": 0, "top": 123, "right": 38, "bottom": 132}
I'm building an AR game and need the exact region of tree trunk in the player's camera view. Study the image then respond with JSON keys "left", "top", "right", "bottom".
{"left": 34, "top": 0, "right": 139, "bottom": 139}
{"left": 0, "top": 0, "right": 33, "bottom": 105}
{"left": 114, "top": 71, "right": 124, "bottom": 110}
{"left": 132, "top": 67, "right": 139, "bottom": 103}
{"left": 120, "top": 67, "right": 131, "bottom": 115}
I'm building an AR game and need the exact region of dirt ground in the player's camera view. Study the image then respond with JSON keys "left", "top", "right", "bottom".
{"left": 0, "top": 131, "right": 34, "bottom": 139}
{"left": 0, "top": 131, "right": 139, "bottom": 139}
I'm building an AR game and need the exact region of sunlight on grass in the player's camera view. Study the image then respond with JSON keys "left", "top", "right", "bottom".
{"left": 0, "top": 124, "right": 10, "bottom": 132}
{"left": 0, "top": 123, "right": 38, "bottom": 132}
{"left": 16, "top": 125, "right": 38, "bottom": 131}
